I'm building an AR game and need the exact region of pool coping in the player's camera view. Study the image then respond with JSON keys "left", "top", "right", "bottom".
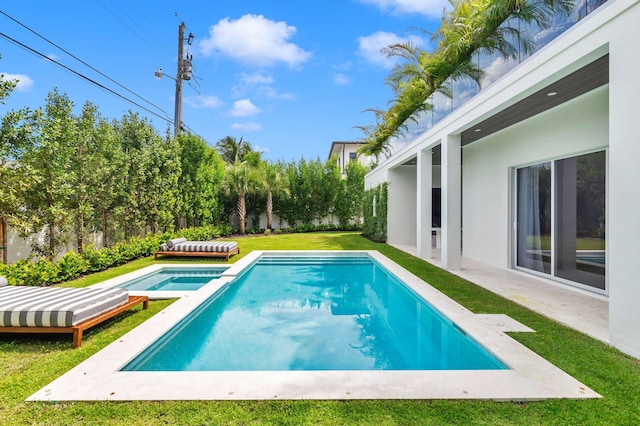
{"left": 91, "top": 264, "right": 231, "bottom": 299}
{"left": 28, "top": 250, "right": 600, "bottom": 401}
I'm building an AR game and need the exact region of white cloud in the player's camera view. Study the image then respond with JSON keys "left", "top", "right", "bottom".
{"left": 253, "top": 144, "right": 269, "bottom": 153}
{"left": 333, "top": 73, "right": 350, "bottom": 85}
{"left": 229, "top": 99, "right": 261, "bottom": 117}
{"left": 231, "top": 121, "right": 263, "bottom": 132}
{"left": 232, "top": 72, "right": 295, "bottom": 100}
{"left": 257, "top": 86, "right": 296, "bottom": 100}
{"left": 184, "top": 95, "right": 223, "bottom": 109}
{"left": 357, "top": 31, "right": 423, "bottom": 69}
{"left": 199, "top": 14, "right": 312, "bottom": 68}
{"left": 232, "top": 72, "right": 272, "bottom": 96}
{"left": 358, "top": 0, "right": 450, "bottom": 19}
{"left": 0, "top": 72, "right": 34, "bottom": 92}
{"left": 239, "top": 72, "right": 274, "bottom": 86}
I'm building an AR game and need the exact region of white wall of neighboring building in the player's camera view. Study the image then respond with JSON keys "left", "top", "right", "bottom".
{"left": 364, "top": 0, "right": 640, "bottom": 358}
{"left": 328, "top": 142, "right": 373, "bottom": 176}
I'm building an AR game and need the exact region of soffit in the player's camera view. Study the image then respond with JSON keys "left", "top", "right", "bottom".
{"left": 461, "top": 54, "right": 609, "bottom": 146}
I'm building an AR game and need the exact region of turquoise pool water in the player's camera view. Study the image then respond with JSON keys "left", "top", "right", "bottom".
{"left": 116, "top": 267, "right": 226, "bottom": 291}
{"left": 123, "top": 254, "right": 507, "bottom": 371}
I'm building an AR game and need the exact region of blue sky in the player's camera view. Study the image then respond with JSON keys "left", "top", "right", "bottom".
{"left": 0, "top": 0, "right": 447, "bottom": 161}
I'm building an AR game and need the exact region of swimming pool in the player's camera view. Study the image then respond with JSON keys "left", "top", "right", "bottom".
{"left": 91, "top": 264, "right": 230, "bottom": 299}
{"left": 123, "top": 254, "right": 505, "bottom": 371}
{"left": 29, "top": 251, "right": 600, "bottom": 401}
{"left": 115, "top": 267, "right": 224, "bottom": 291}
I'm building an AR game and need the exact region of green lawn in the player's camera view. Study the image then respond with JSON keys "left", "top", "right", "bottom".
{"left": 1, "top": 232, "right": 638, "bottom": 425}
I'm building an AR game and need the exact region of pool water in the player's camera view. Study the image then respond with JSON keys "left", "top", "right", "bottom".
{"left": 116, "top": 267, "right": 225, "bottom": 291}
{"left": 123, "top": 255, "right": 507, "bottom": 371}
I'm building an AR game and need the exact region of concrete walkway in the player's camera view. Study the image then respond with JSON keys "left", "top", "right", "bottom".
{"left": 390, "top": 244, "right": 609, "bottom": 344}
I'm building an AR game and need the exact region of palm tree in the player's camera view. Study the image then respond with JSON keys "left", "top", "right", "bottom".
{"left": 223, "top": 161, "right": 260, "bottom": 234}
{"left": 360, "top": 0, "right": 574, "bottom": 158}
{"left": 263, "top": 161, "right": 289, "bottom": 230}
{"left": 215, "top": 136, "right": 252, "bottom": 164}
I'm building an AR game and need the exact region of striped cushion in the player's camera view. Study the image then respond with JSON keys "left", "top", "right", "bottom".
{"left": 168, "top": 241, "right": 237, "bottom": 253}
{"left": 0, "top": 286, "right": 129, "bottom": 327}
{"left": 166, "top": 237, "right": 187, "bottom": 249}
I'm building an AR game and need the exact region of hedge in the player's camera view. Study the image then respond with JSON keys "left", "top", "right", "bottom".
{"left": 362, "top": 183, "right": 388, "bottom": 242}
{"left": 0, "top": 224, "right": 233, "bottom": 286}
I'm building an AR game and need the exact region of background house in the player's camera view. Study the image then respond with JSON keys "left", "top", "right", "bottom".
{"left": 328, "top": 141, "right": 373, "bottom": 177}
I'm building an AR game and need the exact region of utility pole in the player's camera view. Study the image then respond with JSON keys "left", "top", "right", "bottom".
{"left": 174, "top": 22, "right": 185, "bottom": 138}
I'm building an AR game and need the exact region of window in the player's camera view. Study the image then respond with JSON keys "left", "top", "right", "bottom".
{"left": 515, "top": 151, "right": 606, "bottom": 291}
{"left": 349, "top": 152, "right": 357, "bottom": 163}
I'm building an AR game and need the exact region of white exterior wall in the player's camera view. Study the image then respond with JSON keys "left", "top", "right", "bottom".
{"left": 607, "top": 1, "right": 640, "bottom": 358}
{"left": 463, "top": 86, "right": 609, "bottom": 269}
{"left": 388, "top": 166, "right": 417, "bottom": 245}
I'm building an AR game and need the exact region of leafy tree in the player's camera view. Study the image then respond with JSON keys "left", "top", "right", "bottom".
{"left": 335, "top": 160, "right": 367, "bottom": 226}
{"left": 6, "top": 89, "right": 78, "bottom": 259}
{"left": 139, "top": 132, "right": 181, "bottom": 233}
{"left": 114, "top": 111, "right": 170, "bottom": 240}
{"left": 68, "top": 102, "right": 101, "bottom": 253}
{"left": 176, "top": 133, "right": 225, "bottom": 228}
{"left": 90, "top": 117, "right": 125, "bottom": 247}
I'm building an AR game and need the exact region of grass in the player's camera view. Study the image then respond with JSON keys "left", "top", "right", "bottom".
{"left": 526, "top": 235, "right": 605, "bottom": 251}
{"left": 1, "top": 232, "right": 639, "bottom": 425}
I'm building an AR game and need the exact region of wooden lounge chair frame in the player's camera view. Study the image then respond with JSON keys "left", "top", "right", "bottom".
{"left": 154, "top": 246, "right": 239, "bottom": 261}
{"left": 0, "top": 295, "right": 149, "bottom": 348}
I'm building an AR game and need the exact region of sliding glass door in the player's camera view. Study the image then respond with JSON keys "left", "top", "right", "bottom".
{"left": 515, "top": 151, "right": 606, "bottom": 291}
{"left": 516, "top": 162, "right": 551, "bottom": 274}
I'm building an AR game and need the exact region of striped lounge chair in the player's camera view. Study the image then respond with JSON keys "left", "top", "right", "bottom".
{"left": 0, "top": 277, "right": 148, "bottom": 348}
{"left": 154, "top": 238, "right": 239, "bottom": 261}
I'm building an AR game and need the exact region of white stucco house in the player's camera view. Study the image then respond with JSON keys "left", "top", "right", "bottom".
{"left": 364, "top": 0, "right": 640, "bottom": 358}
{"left": 328, "top": 141, "right": 373, "bottom": 176}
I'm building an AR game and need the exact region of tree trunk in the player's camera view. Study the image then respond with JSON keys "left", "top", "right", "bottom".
{"left": 49, "top": 223, "right": 56, "bottom": 261}
{"left": 237, "top": 193, "right": 246, "bottom": 234}
{"left": 0, "top": 216, "right": 7, "bottom": 264}
{"left": 266, "top": 191, "right": 273, "bottom": 230}
{"left": 77, "top": 214, "right": 84, "bottom": 254}
{"left": 102, "top": 208, "right": 108, "bottom": 248}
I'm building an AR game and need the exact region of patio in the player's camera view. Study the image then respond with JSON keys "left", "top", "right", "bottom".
{"left": 390, "top": 244, "right": 609, "bottom": 344}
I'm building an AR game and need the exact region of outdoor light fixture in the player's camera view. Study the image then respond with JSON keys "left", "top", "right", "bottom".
{"left": 547, "top": 91, "right": 558, "bottom": 96}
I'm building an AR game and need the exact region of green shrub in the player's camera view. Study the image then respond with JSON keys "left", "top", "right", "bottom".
{"left": 362, "top": 183, "right": 388, "bottom": 242}
{"left": 56, "top": 251, "right": 89, "bottom": 281}
{"left": 6, "top": 258, "right": 59, "bottom": 286}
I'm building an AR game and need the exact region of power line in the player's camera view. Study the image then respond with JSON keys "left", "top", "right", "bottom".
{"left": 0, "top": 31, "right": 173, "bottom": 125}
{"left": 0, "top": 9, "right": 170, "bottom": 119}
{"left": 97, "top": 0, "right": 173, "bottom": 63}
{"left": 0, "top": 11, "right": 209, "bottom": 142}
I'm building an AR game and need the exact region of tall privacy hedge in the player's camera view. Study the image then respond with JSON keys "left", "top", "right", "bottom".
{"left": 0, "top": 224, "right": 232, "bottom": 286}
{"left": 362, "top": 183, "right": 387, "bottom": 242}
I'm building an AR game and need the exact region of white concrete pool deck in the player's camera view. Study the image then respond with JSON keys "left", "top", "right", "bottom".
{"left": 28, "top": 251, "right": 600, "bottom": 401}
{"left": 391, "top": 244, "right": 609, "bottom": 345}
